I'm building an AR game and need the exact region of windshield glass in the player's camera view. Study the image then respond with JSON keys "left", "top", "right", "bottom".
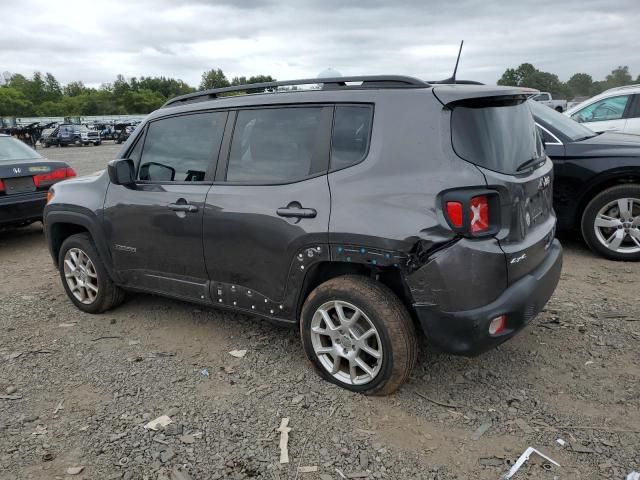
{"left": 529, "top": 100, "right": 596, "bottom": 141}
{"left": 451, "top": 98, "right": 545, "bottom": 175}
{"left": 0, "top": 137, "right": 42, "bottom": 161}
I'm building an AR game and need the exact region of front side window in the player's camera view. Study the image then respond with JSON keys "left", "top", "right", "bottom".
{"left": 138, "top": 112, "right": 226, "bottom": 182}
{"left": 571, "top": 95, "right": 630, "bottom": 123}
{"left": 226, "top": 107, "right": 328, "bottom": 184}
{"left": 330, "top": 105, "right": 372, "bottom": 171}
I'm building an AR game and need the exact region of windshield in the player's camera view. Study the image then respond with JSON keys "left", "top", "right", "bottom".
{"left": 451, "top": 98, "right": 545, "bottom": 175}
{"left": 529, "top": 100, "right": 596, "bottom": 141}
{"left": 0, "top": 137, "right": 42, "bottom": 161}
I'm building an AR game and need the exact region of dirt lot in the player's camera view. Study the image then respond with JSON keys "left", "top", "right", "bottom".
{"left": 1, "top": 144, "right": 639, "bottom": 480}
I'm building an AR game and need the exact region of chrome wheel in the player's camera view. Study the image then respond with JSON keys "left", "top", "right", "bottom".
{"left": 309, "top": 300, "right": 383, "bottom": 385}
{"left": 594, "top": 198, "right": 640, "bottom": 254}
{"left": 63, "top": 248, "right": 99, "bottom": 304}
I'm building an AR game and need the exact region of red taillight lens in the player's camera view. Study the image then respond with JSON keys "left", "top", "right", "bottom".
{"left": 0, "top": 179, "right": 5, "bottom": 193}
{"left": 33, "top": 167, "right": 76, "bottom": 188}
{"left": 489, "top": 315, "right": 507, "bottom": 335}
{"left": 470, "top": 195, "right": 490, "bottom": 233}
{"left": 446, "top": 201, "right": 463, "bottom": 228}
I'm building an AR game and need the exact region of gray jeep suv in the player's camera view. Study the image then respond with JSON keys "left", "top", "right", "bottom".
{"left": 44, "top": 76, "right": 562, "bottom": 395}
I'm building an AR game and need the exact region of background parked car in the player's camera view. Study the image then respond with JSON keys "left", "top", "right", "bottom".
{"left": 531, "top": 91, "right": 568, "bottom": 112}
{"left": 42, "top": 124, "right": 102, "bottom": 147}
{"left": 531, "top": 100, "right": 640, "bottom": 261}
{"left": 565, "top": 84, "right": 640, "bottom": 135}
{"left": 0, "top": 133, "right": 76, "bottom": 227}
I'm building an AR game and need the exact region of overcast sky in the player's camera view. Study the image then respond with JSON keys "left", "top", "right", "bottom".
{"left": 2, "top": 0, "right": 639, "bottom": 88}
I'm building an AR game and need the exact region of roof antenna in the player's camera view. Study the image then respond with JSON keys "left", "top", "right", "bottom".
{"left": 442, "top": 40, "right": 464, "bottom": 84}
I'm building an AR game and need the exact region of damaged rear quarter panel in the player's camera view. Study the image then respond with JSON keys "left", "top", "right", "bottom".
{"left": 328, "top": 90, "right": 505, "bottom": 310}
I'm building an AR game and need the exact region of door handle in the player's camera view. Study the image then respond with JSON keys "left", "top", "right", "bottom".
{"left": 277, "top": 206, "right": 317, "bottom": 218}
{"left": 168, "top": 203, "right": 198, "bottom": 213}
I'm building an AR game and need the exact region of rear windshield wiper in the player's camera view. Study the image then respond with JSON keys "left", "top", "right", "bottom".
{"left": 516, "top": 157, "right": 545, "bottom": 172}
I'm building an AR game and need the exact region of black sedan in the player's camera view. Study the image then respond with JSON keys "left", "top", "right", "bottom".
{"left": 531, "top": 101, "right": 640, "bottom": 261}
{"left": 0, "top": 134, "right": 76, "bottom": 228}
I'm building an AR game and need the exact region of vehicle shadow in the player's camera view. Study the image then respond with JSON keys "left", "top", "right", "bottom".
{"left": 0, "top": 222, "right": 45, "bottom": 248}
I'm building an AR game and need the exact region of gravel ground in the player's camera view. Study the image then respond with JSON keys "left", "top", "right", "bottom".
{"left": 1, "top": 144, "right": 639, "bottom": 480}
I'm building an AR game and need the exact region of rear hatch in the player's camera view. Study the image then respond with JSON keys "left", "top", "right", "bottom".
{"left": 434, "top": 86, "right": 556, "bottom": 284}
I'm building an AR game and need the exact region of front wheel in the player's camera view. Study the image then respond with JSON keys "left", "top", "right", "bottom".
{"left": 58, "top": 233, "right": 125, "bottom": 313}
{"left": 300, "top": 275, "right": 418, "bottom": 395}
{"left": 581, "top": 184, "right": 640, "bottom": 261}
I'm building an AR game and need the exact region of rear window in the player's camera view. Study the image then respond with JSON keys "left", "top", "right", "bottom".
{"left": 0, "top": 137, "right": 41, "bottom": 161}
{"left": 451, "top": 98, "right": 544, "bottom": 175}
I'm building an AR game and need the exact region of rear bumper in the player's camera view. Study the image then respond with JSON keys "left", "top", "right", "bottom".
{"left": 415, "top": 239, "right": 562, "bottom": 356}
{"left": 0, "top": 192, "right": 47, "bottom": 225}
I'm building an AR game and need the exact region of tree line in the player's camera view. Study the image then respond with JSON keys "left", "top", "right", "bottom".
{"left": 2, "top": 63, "right": 638, "bottom": 117}
{"left": 498, "top": 64, "right": 640, "bottom": 99}
{"left": 0, "top": 69, "right": 275, "bottom": 117}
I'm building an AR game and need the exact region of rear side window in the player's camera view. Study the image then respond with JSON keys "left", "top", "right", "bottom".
{"left": 138, "top": 112, "right": 226, "bottom": 182}
{"left": 571, "top": 94, "right": 630, "bottom": 122}
{"left": 330, "top": 105, "right": 372, "bottom": 171}
{"left": 451, "top": 98, "right": 544, "bottom": 175}
{"left": 226, "top": 107, "right": 329, "bottom": 184}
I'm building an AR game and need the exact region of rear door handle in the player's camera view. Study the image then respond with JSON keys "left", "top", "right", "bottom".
{"left": 277, "top": 206, "right": 317, "bottom": 218}
{"left": 168, "top": 203, "right": 199, "bottom": 213}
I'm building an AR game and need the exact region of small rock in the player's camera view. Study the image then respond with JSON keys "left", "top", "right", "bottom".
{"left": 291, "top": 395, "right": 304, "bottom": 405}
{"left": 160, "top": 448, "right": 175, "bottom": 463}
{"left": 66, "top": 466, "right": 85, "bottom": 475}
{"left": 5, "top": 386, "right": 17, "bottom": 395}
{"left": 179, "top": 434, "right": 195, "bottom": 445}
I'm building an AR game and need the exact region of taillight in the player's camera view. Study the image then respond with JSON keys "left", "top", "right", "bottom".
{"left": 442, "top": 189, "right": 499, "bottom": 237}
{"left": 470, "top": 196, "right": 490, "bottom": 233}
{"left": 446, "top": 201, "right": 463, "bottom": 228}
{"left": 0, "top": 179, "right": 5, "bottom": 193}
{"left": 33, "top": 167, "right": 76, "bottom": 188}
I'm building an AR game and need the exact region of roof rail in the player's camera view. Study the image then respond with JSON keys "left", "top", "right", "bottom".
{"left": 603, "top": 83, "right": 640, "bottom": 93}
{"left": 162, "top": 75, "right": 429, "bottom": 108}
{"left": 427, "top": 79, "right": 484, "bottom": 85}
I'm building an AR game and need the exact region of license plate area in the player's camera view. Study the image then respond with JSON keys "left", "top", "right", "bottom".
{"left": 4, "top": 177, "right": 36, "bottom": 194}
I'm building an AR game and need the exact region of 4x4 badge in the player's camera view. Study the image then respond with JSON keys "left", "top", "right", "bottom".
{"left": 538, "top": 175, "right": 551, "bottom": 190}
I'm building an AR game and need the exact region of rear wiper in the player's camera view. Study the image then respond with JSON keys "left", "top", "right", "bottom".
{"left": 516, "top": 157, "right": 544, "bottom": 172}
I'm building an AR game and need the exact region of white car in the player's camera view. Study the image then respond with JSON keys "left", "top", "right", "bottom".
{"left": 565, "top": 84, "right": 640, "bottom": 135}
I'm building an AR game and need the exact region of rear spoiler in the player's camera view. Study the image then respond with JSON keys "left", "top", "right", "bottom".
{"left": 432, "top": 85, "right": 539, "bottom": 106}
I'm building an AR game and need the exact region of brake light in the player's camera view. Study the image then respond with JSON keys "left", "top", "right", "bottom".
{"left": 470, "top": 196, "right": 490, "bottom": 233}
{"left": 442, "top": 190, "right": 499, "bottom": 236}
{"left": 0, "top": 179, "right": 4, "bottom": 193}
{"left": 33, "top": 167, "right": 76, "bottom": 188}
{"left": 489, "top": 315, "right": 507, "bottom": 335}
{"left": 445, "top": 201, "right": 463, "bottom": 228}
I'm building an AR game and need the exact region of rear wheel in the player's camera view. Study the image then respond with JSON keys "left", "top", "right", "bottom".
{"left": 581, "top": 184, "right": 640, "bottom": 261}
{"left": 300, "top": 275, "right": 417, "bottom": 395}
{"left": 58, "top": 233, "right": 125, "bottom": 313}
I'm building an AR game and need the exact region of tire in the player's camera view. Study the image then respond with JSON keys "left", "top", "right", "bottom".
{"left": 94, "top": 141, "right": 101, "bottom": 146}
{"left": 555, "top": 106, "right": 564, "bottom": 113}
{"left": 58, "top": 233, "right": 125, "bottom": 313}
{"left": 581, "top": 184, "right": 640, "bottom": 261}
{"left": 300, "top": 275, "right": 418, "bottom": 395}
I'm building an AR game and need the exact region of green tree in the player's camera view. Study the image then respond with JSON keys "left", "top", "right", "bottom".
{"left": 566, "top": 73, "right": 593, "bottom": 97}
{"left": 605, "top": 66, "right": 632, "bottom": 88}
{"left": 63, "top": 81, "right": 88, "bottom": 97}
{"left": 0, "top": 87, "right": 33, "bottom": 116}
{"left": 200, "top": 68, "right": 229, "bottom": 90}
{"left": 498, "top": 63, "right": 567, "bottom": 97}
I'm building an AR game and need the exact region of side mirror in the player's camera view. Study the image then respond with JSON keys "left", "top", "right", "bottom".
{"left": 107, "top": 159, "right": 135, "bottom": 186}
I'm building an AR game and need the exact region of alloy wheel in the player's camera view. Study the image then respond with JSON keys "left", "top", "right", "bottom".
{"left": 593, "top": 198, "right": 640, "bottom": 254}
{"left": 309, "top": 300, "right": 383, "bottom": 385}
{"left": 63, "top": 247, "right": 99, "bottom": 304}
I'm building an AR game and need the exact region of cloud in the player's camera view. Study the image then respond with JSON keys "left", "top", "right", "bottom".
{"left": 0, "top": 0, "right": 638, "bottom": 88}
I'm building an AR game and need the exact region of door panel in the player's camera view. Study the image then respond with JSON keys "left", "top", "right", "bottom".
{"left": 202, "top": 105, "right": 333, "bottom": 310}
{"left": 102, "top": 111, "right": 228, "bottom": 301}
{"left": 103, "top": 183, "right": 211, "bottom": 300}
{"left": 203, "top": 178, "right": 330, "bottom": 303}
